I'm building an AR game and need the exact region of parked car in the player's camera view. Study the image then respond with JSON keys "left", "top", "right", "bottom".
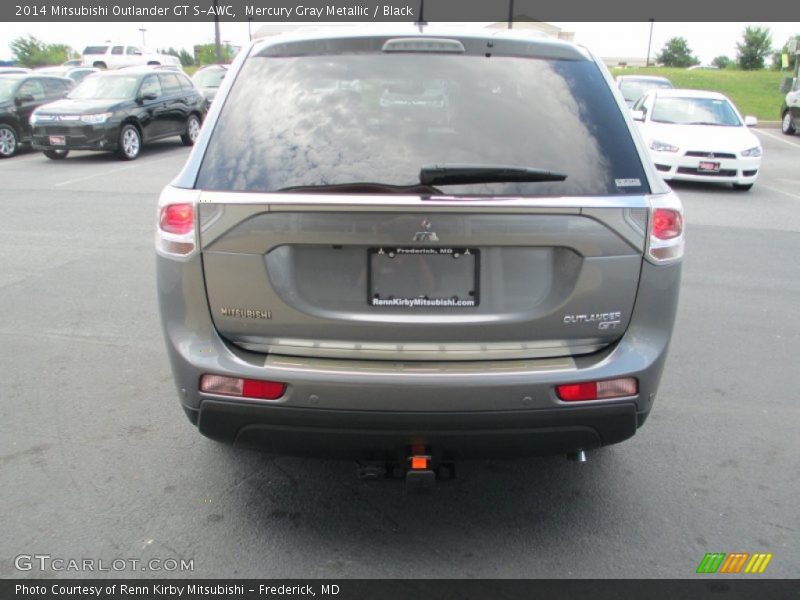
{"left": 632, "top": 88, "right": 762, "bottom": 190}
{"left": 62, "top": 59, "right": 82, "bottom": 67}
{"left": 155, "top": 27, "right": 684, "bottom": 475}
{"left": 191, "top": 65, "right": 228, "bottom": 107}
{"left": 0, "top": 67, "right": 31, "bottom": 75}
{"left": 80, "top": 43, "right": 180, "bottom": 70}
{"left": 616, "top": 75, "right": 673, "bottom": 107}
{"left": 780, "top": 76, "right": 799, "bottom": 136}
{"left": 35, "top": 66, "right": 100, "bottom": 84}
{"left": 0, "top": 74, "right": 73, "bottom": 158}
{"left": 30, "top": 67, "right": 205, "bottom": 160}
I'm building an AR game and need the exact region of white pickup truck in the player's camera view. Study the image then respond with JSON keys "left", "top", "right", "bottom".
{"left": 80, "top": 43, "right": 180, "bottom": 70}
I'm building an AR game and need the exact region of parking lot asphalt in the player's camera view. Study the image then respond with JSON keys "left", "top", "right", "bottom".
{"left": 1, "top": 132, "right": 798, "bottom": 579}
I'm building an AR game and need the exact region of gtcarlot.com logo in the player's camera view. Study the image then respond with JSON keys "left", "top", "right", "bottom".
{"left": 696, "top": 552, "right": 773, "bottom": 574}
{"left": 14, "top": 554, "right": 194, "bottom": 572}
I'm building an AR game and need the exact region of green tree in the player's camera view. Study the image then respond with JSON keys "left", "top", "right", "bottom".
{"left": 771, "top": 35, "right": 799, "bottom": 71}
{"left": 10, "top": 35, "right": 72, "bottom": 67}
{"left": 178, "top": 49, "right": 195, "bottom": 67}
{"left": 712, "top": 55, "right": 733, "bottom": 69}
{"left": 194, "top": 43, "right": 234, "bottom": 65}
{"left": 656, "top": 37, "right": 700, "bottom": 68}
{"left": 736, "top": 26, "right": 772, "bottom": 70}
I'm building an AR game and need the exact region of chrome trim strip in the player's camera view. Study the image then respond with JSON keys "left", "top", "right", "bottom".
{"left": 236, "top": 339, "right": 605, "bottom": 362}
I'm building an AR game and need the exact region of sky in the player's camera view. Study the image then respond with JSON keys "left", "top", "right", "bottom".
{"left": 1, "top": 21, "right": 798, "bottom": 64}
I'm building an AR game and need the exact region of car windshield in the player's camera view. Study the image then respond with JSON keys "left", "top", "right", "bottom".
{"left": 619, "top": 79, "right": 672, "bottom": 102}
{"left": 68, "top": 75, "right": 139, "bottom": 99}
{"left": 0, "top": 79, "right": 18, "bottom": 101}
{"left": 83, "top": 46, "right": 108, "bottom": 55}
{"left": 651, "top": 96, "right": 742, "bottom": 126}
{"left": 197, "top": 51, "right": 648, "bottom": 197}
{"left": 193, "top": 69, "right": 225, "bottom": 88}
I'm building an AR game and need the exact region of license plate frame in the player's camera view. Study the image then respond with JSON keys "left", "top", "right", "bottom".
{"left": 367, "top": 247, "right": 480, "bottom": 308}
{"left": 49, "top": 135, "right": 66, "bottom": 146}
{"left": 698, "top": 160, "right": 721, "bottom": 172}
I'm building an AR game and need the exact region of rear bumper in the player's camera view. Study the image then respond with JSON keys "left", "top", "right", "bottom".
{"left": 158, "top": 255, "right": 681, "bottom": 458}
{"left": 193, "top": 400, "right": 639, "bottom": 460}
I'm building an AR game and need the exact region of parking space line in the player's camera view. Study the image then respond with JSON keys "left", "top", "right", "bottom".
{"left": 753, "top": 129, "right": 800, "bottom": 149}
{"left": 759, "top": 184, "right": 800, "bottom": 201}
{"left": 54, "top": 163, "right": 142, "bottom": 187}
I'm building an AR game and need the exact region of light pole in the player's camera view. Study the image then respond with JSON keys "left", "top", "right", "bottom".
{"left": 213, "top": 0, "right": 222, "bottom": 63}
{"left": 138, "top": 28, "right": 147, "bottom": 47}
{"left": 248, "top": 17, "right": 253, "bottom": 41}
{"left": 646, "top": 19, "right": 655, "bottom": 67}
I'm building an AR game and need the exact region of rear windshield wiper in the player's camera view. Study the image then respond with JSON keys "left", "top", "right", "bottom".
{"left": 419, "top": 164, "right": 567, "bottom": 186}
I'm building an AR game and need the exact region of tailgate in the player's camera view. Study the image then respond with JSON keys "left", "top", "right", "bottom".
{"left": 198, "top": 194, "right": 647, "bottom": 361}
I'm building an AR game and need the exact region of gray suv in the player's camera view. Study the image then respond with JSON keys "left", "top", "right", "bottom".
{"left": 156, "top": 28, "right": 684, "bottom": 469}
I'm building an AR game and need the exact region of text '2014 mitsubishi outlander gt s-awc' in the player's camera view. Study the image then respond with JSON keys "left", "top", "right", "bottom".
{"left": 156, "top": 28, "right": 684, "bottom": 475}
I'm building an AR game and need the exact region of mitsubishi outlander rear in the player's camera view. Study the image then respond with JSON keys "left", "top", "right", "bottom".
{"left": 156, "top": 28, "right": 683, "bottom": 466}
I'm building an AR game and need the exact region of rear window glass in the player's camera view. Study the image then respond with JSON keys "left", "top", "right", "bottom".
{"left": 196, "top": 53, "right": 649, "bottom": 197}
{"left": 83, "top": 46, "right": 108, "bottom": 55}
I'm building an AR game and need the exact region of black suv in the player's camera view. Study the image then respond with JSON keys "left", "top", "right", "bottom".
{"left": 0, "top": 74, "right": 73, "bottom": 158}
{"left": 30, "top": 67, "right": 206, "bottom": 160}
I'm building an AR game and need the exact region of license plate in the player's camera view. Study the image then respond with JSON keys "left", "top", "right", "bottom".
{"left": 698, "top": 161, "right": 721, "bottom": 172}
{"left": 49, "top": 135, "right": 66, "bottom": 146}
{"left": 368, "top": 247, "right": 479, "bottom": 307}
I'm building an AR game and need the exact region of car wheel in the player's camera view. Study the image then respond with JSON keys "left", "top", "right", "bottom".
{"left": 0, "top": 124, "right": 19, "bottom": 158}
{"left": 93, "top": 62, "right": 107, "bottom": 70}
{"left": 781, "top": 111, "right": 796, "bottom": 135}
{"left": 181, "top": 114, "right": 201, "bottom": 146}
{"left": 43, "top": 149, "right": 70, "bottom": 160}
{"left": 116, "top": 124, "right": 141, "bottom": 160}
{"left": 733, "top": 183, "right": 754, "bottom": 191}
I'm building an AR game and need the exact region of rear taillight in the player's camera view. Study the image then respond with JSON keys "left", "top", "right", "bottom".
{"left": 155, "top": 187, "right": 199, "bottom": 258}
{"left": 159, "top": 203, "right": 193, "bottom": 234}
{"left": 652, "top": 208, "right": 682, "bottom": 240}
{"left": 556, "top": 377, "right": 638, "bottom": 402}
{"left": 647, "top": 192, "right": 684, "bottom": 264}
{"left": 200, "top": 374, "right": 287, "bottom": 401}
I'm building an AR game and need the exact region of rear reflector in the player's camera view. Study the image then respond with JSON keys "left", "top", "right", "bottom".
{"left": 200, "top": 374, "right": 286, "bottom": 401}
{"left": 556, "top": 377, "right": 638, "bottom": 402}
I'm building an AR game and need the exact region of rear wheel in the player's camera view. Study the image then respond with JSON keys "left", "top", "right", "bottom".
{"left": 782, "top": 111, "right": 796, "bottom": 135}
{"left": 93, "top": 61, "right": 107, "bottom": 70}
{"left": 181, "top": 114, "right": 201, "bottom": 146}
{"left": 43, "top": 149, "right": 69, "bottom": 160}
{"left": 116, "top": 124, "right": 141, "bottom": 160}
{"left": 733, "top": 183, "right": 754, "bottom": 191}
{"left": 0, "top": 124, "right": 18, "bottom": 158}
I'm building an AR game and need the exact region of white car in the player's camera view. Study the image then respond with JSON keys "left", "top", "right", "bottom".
{"left": 632, "top": 89, "right": 762, "bottom": 191}
{"left": 80, "top": 43, "right": 180, "bottom": 70}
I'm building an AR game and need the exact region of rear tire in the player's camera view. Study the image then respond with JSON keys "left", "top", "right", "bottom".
{"left": 0, "top": 124, "right": 19, "bottom": 158}
{"left": 181, "top": 114, "right": 201, "bottom": 146}
{"left": 43, "top": 149, "right": 69, "bottom": 160}
{"left": 116, "top": 124, "right": 141, "bottom": 160}
{"left": 733, "top": 183, "right": 753, "bottom": 191}
{"left": 782, "top": 111, "right": 796, "bottom": 135}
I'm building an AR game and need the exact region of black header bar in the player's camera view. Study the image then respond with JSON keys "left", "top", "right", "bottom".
{"left": 2, "top": 0, "right": 791, "bottom": 22}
